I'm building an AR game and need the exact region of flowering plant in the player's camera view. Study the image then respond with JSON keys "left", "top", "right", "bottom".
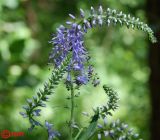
{"left": 20, "top": 6, "right": 156, "bottom": 140}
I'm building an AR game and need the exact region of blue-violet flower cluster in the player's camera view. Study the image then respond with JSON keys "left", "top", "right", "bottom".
{"left": 49, "top": 9, "right": 99, "bottom": 86}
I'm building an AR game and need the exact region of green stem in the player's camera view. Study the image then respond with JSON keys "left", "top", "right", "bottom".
{"left": 70, "top": 83, "right": 75, "bottom": 140}
{"left": 74, "top": 128, "right": 83, "bottom": 140}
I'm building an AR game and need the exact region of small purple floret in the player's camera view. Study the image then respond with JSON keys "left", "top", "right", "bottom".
{"left": 76, "top": 75, "right": 88, "bottom": 85}
{"left": 45, "top": 121, "right": 61, "bottom": 140}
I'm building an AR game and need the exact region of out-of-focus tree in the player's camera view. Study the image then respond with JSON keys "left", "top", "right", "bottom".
{"left": 146, "top": 0, "right": 160, "bottom": 140}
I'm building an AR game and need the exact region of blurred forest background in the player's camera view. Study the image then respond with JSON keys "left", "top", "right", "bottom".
{"left": 0, "top": 0, "right": 159, "bottom": 140}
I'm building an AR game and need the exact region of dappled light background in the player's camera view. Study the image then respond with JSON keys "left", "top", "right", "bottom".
{"left": 0, "top": 0, "right": 154, "bottom": 139}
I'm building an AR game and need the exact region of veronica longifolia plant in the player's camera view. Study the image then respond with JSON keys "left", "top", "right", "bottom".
{"left": 20, "top": 5, "right": 157, "bottom": 140}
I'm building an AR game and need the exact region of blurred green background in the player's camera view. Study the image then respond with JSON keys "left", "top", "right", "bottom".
{"left": 0, "top": 0, "right": 159, "bottom": 140}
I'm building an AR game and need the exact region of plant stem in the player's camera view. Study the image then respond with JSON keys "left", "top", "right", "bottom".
{"left": 70, "top": 83, "right": 75, "bottom": 140}
{"left": 74, "top": 128, "right": 83, "bottom": 140}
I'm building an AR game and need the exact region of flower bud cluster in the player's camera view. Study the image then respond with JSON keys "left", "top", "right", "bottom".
{"left": 97, "top": 119, "right": 142, "bottom": 140}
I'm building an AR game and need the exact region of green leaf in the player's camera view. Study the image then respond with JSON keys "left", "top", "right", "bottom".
{"left": 78, "top": 110, "right": 99, "bottom": 140}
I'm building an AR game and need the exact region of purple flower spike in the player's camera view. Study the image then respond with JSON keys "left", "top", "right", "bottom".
{"left": 49, "top": 22, "right": 90, "bottom": 85}
{"left": 49, "top": 7, "right": 104, "bottom": 86}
